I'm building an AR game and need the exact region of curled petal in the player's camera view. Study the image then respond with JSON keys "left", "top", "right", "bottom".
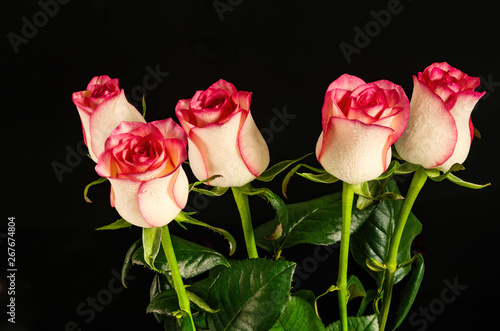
{"left": 104, "top": 121, "right": 146, "bottom": 150}
{"left": 322, "top": 89, "right": 350, "bottom": 131}
{"left": 327, "top": 74, "right": 366, "bottom": 92}
{"left": 211, "top": 79, "right": 238, "bottom": 94}
{"left": 238, "top": 111, "right": 270, "bottom": 178}
{"left": 436, "top": 90, "right": 485, "bottom": 171}
{"left": 149, "top": 119, "right": 188, "bottom": 147}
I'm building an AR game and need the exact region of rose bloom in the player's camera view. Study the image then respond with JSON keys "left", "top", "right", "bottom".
{"left": 72, "top": 75, "right": 145, "bottom": 161}
{"left": 395, "top": 62, "right": 485, "bottom": 171}
{"left": 95, "top": 119, "right": 189, "bottom": 228}
{"left": 175, "top": 79, "right": 269, "bottom": 187}
{"left": 316, "top": 74, "right": 410, "bottom": 184}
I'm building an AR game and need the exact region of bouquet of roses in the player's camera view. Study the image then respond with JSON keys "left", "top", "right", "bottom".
{"left": 73, "top": 62, "right": 489, "bottom": 331}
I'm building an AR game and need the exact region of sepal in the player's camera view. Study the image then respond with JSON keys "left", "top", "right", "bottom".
{"left": 83, "top": 176, "right": 108, "bottom": 203}
{"left": 256, "top": 153, "right": 313, "bottom": 182}
{"left": 142, "top": 95, "right": 147, "bottom": 118}
{"left": 426, "top": 163, "right": 491, "bottom": 189}
{"left": 174, "top": 211, "right": 236, "bottom": 256}
{"left": 237, "top": 183, "right": 289, "bottom": 244}
{"left": 282, "top": 162, "right": 337, "bottom": 198}
{"left": 95, "top": 218, "right": 132, "bottom": 230}
{"left": 314, "top": 284, "right": 339, "bottom": 318}
{"left": 366, "top": 257, "right": 386, "bottom": 273}
{"left": 121, "top": 238, "right": 143, "bottom": 288}
{"left": 188, "top": 175, "right": 228, "bottom": 196}
{"left": 353, "top": 177, "right": 404, "bottom": 210}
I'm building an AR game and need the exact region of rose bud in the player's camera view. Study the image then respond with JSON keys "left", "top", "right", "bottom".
{"left": 316, "top": 74, "right": 410, "bottom": 184}
{"left": 72, "top": 75, "right": 145, "bottom": 161}
{"left": 95, "top": 119, "right": 189, "bottom": 228}
{"left": 395, "top": 62, "right": 485, "bottom": 171}
{"left": 175, "top": 79, "right": 269, "bottom": 187}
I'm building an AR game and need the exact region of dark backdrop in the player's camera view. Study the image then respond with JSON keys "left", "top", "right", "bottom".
{"left": 3, "top": 1, "right": 499, "bottom": 330}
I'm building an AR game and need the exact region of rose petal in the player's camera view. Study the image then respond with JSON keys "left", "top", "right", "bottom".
{"left": 237, "top": 111, "right": 270, "bottom": 178}
{"left": 327, "top": 74, "right": 366, "bottom": 92}
{"left": 316, "top": 117, "right": 394, "bottom": 184}
{"left": 186, "top": 137, "right": 209, "bottom": 182}
{"left": 104, "top": 121, "right": 147, "bottom": 150}
{"left": 432, "top": 84, "right": 457, "bottom": 110}
{"left": 322, "top": 89, "right": 350, "bottom": 131}
{"left": 234, "top": 91, "right": 252, "bottom": 114}
{"left": 107, "top": 178, "right": 150, "bottom": 228}
{"left": 89, "top": 90, "right": 145, "bottom": 161}
{"left": 211, "top": 79, "right": 238, "bottom": 94}
{"left": 436, "top": 90, "right": 485, "bottom": 171}
{"left": 137, "top": 167, "right": 189, "bottom": 227}
{"left": 110, "top": 186, "right": 115, "bottom": 207}
{"left": 394, "top": 76, "right": 458, "bottom": 169}
{"left": 188, "top": 110, "right": 257, "bottom": 187}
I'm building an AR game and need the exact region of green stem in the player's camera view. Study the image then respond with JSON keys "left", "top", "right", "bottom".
{"left": 378, "top": 167, "right": 427, "bottom": 331}
{"left": 231, "top": 186, "right": 258, "bottom": 259}
{"left": 161, "top": 225, "right": 195, "bottom": 329}
{"left": 337, "top": 182, "right": 355, "bottom": 331}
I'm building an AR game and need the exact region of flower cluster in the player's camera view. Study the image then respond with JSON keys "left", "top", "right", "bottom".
{"left": 73, "top": 62, "right": 484, "bottom": 228}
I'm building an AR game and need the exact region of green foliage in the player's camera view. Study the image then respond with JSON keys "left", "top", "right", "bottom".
{"left": 175, "top": 211, "right": 236, "bottom": 256}
{"left": 327, "top": 315, "right": 379, "bottom": 331}
{"left": 350, "top": 180, "right": 423, "bottom": 287}
{"left": 206, "top": 258, "right": 295, "bottom": 331}
{"left": 270, "top": 295, "right": 326, "bottom": 331}
{"left": 254, "top": 192, "right": 375, "bottom": 257}
{"left": 123, "top": 234, "right": 230, "bottom": 279}
{"left": 392, "top": 254, "right": 425, "bottom": 330}
{"left": 111, "top": 157, "right": 488, "bottom": 330}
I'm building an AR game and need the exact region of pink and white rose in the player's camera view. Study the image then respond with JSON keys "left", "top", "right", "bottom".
{"left": 316, "top": 74, "right": 410, "bottom": 184}
{"left": 394, "top": 62, "right": 485, "bottom": 171}
{"left": 95, "top": 119, "right": 189, "bottom": 228}
{"left": 72, "top": 75, "right": 146, "bottom": 162}
{"left": 175, "top": 79, "right": 269, "bottom": 187}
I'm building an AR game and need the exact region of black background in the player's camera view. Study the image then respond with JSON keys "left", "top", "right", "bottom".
{"left": 3, "top": 0, "right": 499, "bottom": 330}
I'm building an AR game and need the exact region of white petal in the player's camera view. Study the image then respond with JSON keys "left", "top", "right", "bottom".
{"left": 435, "top": 93, "right": 478, "bottom": 171}
{"left": 138, "top": 167, "right": 189, "bottom": 227}
{"left": 89, "top": 90, "right": 146, "bottom": 161}
{"left": 394, "top": 78, "right": 457, "bottom": 169}
{"left": 317, "top": 118, "right": 393, "bottom": 184}
{"left": 188, "top": 111, "right": 257, "bottom": 187}
{"left": 107, "top": 178, "right": 151, "bottom": 228}
{"left": 237, "top": 111, "right": 270, "bottom": 177}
